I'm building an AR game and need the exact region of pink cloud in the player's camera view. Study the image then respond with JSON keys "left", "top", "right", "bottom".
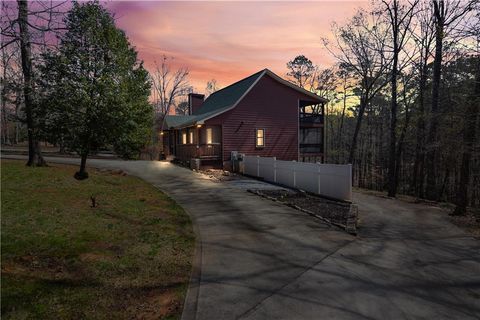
{"left": 106, "top": 1, "right": 368, "bottom": 92}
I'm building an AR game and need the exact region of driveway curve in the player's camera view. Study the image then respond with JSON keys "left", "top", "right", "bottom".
{"left": 4, "top": 156, "right": 480, "bottom": 320}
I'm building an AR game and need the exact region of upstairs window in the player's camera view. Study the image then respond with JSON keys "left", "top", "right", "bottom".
{"left": 256, "top": 129, "right": 265, "bottom": 147}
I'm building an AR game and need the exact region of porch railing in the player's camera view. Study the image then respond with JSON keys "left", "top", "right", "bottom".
{"left": 300, "top": 113, "right": 324, "bottom": 126}
{"left": 175, "top": 143, "right": 221, "bottom": 160}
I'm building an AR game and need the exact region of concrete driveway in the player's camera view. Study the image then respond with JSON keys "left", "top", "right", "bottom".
{"left": 4, "top": 156, "right": 480, "bottom": 319}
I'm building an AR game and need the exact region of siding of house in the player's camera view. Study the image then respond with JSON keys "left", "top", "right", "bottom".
{"left": 205, "top": 74, "right": 318, "bottom": 166}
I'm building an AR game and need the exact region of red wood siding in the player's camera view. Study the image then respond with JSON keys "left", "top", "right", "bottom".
{"left": 205, "top": 74, "right": 318, "bottom": 163}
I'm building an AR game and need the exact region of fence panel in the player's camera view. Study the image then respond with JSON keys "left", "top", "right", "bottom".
{"left": 241, "top": 155, "right": 352, "bottom": 201}
{"left": 294, "top": 161, "right": 320, "bottom": 194}
{"left": 244, "top": 155, "right": 259, "bottom": 177}
{"left": 318, "top": 164, "right": 352, "bottom": 200}
{"left": 275, "top": 160, "right": 295, "bottom": 187}
{"left": 258, "top": 156, "right": 276, "bottom": 182}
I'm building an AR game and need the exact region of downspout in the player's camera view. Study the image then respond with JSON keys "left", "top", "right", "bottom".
{"left": 323, "top": 103, "right": 326, "bottom": 163}
{"left": 297, "top": 99, "right": 300, "bottom": 162}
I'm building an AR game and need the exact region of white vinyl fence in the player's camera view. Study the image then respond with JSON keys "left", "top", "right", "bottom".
{"left": 241, "top": 155, "right": 352, "bottom": 201}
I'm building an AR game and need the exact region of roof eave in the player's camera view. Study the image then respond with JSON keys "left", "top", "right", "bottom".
{"left": 264, "top": 69, "right": 328, "bottom": 103}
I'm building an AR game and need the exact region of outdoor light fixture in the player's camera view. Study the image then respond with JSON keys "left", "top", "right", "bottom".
{"left": 196, "top": 124, "right": 202, "bottom": 128}
{"left": 160, "top": 132, "right": 164, "bottom": 136}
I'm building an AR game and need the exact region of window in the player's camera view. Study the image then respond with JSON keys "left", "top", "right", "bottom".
{"left": 189, "top": 130, "right": 194, "bottom": 144}
{"left": 256, "top": 129, "right": 265, "bottom": 147}
{"left": 206, "top": 128, "right": 213, "bottom": 144}
{"left": 182, "top": 132, "right": 187, "bottom": 144}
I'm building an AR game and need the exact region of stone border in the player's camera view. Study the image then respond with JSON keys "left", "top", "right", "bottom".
{"left": 247, "top": 189, "right": 358, "bottom": 235}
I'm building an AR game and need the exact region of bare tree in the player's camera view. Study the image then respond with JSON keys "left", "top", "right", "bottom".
{"left": 286, "top": 55, "right": 316, "bottom": 90}
{"left": 380, "top": 0, "right": 418, "bottom": 197}
{"left": 151, "top": 56, "right": 191, "bottom": 116}
{"left": 205, "top": 79, "right": 220, "bottom": 97}
{"left": 1, "top": 0, "right": 67, "bottom": 166}
{"left": 410, "top": 1, "right": 436, "bottom": 197}
{"left": 1, "top": 37, "right": 18, "bottom": 145}
{"left": 17, "top": 0, "right": 46, "bottom": 166}
{"left": 425, "top": 0, "right": 476, "bottom": 200}
{"left": 176, "top": 100, "right": 190, "bottom": 115}
{"left": 453, "top": 7, "right": 480, "bottom": 215}
{"left": 324, "top": 9, "right": 391, "bottom": 166}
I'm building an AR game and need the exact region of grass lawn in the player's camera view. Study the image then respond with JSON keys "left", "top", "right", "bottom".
{"left": 1, "top": 160, "right": 195, "bottom": 319}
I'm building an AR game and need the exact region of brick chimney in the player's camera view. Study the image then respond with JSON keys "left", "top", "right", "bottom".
{"left": 188, "top": 93, "right": 205, "bottom": 115}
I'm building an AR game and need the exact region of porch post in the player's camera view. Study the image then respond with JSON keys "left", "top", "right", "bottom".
{"left": 196, "top": 126, "right": 200, "bottom": 158}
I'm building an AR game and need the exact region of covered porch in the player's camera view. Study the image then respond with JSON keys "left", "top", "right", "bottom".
{"left": 299, "top": 100, "right": 325, "bottom": 163}
{"left": 162, "top": 125, "right": 222, "bottom": 162}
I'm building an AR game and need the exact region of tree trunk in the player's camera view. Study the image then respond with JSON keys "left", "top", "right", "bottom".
{"left": 412, "top": 59, "right": 428, "bottom": 198}
{"left": 337, "top": 76, "right": 348, "bottom": 163}
{"left": 425, "top": 6, "right": 444, "bottom": 200}
{"left": 453, "top": 56, "right": 480, "bottom": 215}
{"left": 59, "top": 144, "right": 66, "bottom": 154}
{"left": 74, "top": 152, "right": 89, "bottom": 180}
{"left": 395, "top": 103, "right": 410, "bottom": 192}
{"left": 388, "top": 14, "right": 399, "bottom": 197}
{"left": 1, "top": 66, "right": 10, "bottom": 145}
{"left": 348, "top": 95, "right": 368, "bottom": 165}
{"left": 1, "top": 92, "right": 10, "bottom": 145}
{"left": 17, "top": 0, "right": 45, "bottom": 167}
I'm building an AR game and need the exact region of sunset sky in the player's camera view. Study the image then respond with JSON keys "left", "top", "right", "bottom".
{"left": 105, "top": 1, "right": 368, "bottom": 93}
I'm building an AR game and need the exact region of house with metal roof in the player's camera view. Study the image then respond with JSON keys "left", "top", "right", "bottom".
{"left": 162, "top": 69, "right": 327, "bottom": 169}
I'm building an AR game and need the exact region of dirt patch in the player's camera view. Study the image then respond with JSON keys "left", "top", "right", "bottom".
{"left": 449, "top": 211, "right": 480, "bottom": 238}
{"left": 196, "top": 168, "right": 247, "bottom": 182}
{"left": 2, "top": 255, "right": 88, "bottom": 283}
{"left": 96, "top": 168, "right": 128, "bottom": 176}
{"left": 126, "top": 289, "right": 181, "bottom": 320}
{"left": 79, "top": 252, "right": 115, "bottom": 263}
{"left": 251, "top": 189, "right": 358, "bottom": 234}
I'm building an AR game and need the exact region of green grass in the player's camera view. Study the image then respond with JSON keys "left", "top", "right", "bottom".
{"left": 1, "top": 160, "right": 194, "bottom": 319}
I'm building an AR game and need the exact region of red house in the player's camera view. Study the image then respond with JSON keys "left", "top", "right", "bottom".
{"left": 162, "top": 69, "right": 327, "bottom": 169}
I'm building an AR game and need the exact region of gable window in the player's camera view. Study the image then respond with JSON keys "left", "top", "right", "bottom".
{"left": 206, "top": 128, "right": 213, "bottom": 144}
{"left": 256, "top": 129, "right": 265, "bottom": 148}
{"left": 182, "top": 131, "right": 187, "bottom": 144}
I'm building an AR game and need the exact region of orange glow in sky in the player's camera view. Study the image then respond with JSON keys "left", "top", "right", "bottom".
{"left": 106, "top": 1, "right": 368, "bottom": 93}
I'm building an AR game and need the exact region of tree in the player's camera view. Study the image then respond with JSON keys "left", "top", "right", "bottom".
{"left": 411, "top": 1, "right": 436, "bottom": 197}
{"left": 324, "top": 9, "right": 391, "bottom": 166}
{"left": 1, "top": 36, "right": 18, "bottom": 145}
{"left": 38, "top": 1, "right": 152, "bottom": 178}
{"left": 334, "top": 65, "right": 355, "bottom": 163}
{"left": 17, "top": 0, "right": 46, "bottom": 166}
{"left": 205, "top": 78, "right": 220, "bottom": 97}
{"left": 2, "top": 0, "right": 67, "bottom": 165}
{"left": 453, "top": 8, "right": 480, "bottom": 215}
{"left": 176, "top": 100, "right": 190, "bottom": 115}
{"left": 286, "top": 55, "right": 316, "bottom": 89}
{"left": 380, "top": 0, "right": 418, "bottom": 197}
{"left": 425, "top": 0, "right": 476, "bottom": 200}
{"left": 151, "top": 56, "right": 191, "bottom": 116}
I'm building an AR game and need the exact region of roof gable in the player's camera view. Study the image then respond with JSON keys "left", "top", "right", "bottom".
{"left": 193, "top": 69, "right": 264, "bottom": 115}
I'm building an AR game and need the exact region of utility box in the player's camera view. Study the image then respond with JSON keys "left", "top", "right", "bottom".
{"left": 190, "top": 158, "right": 201, "bottom": 170}
{"left": 231, "top": 151, "right": 239, "bottom": 172}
